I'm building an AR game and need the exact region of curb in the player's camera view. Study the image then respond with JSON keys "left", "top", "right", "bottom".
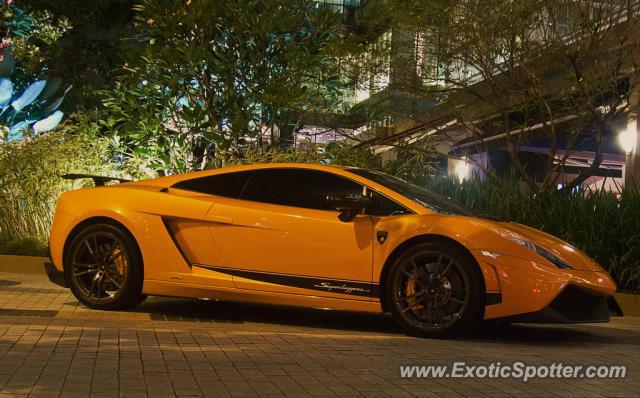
{"left": 0, "top": 254, "right": 47, "bottom": 275}
{"left": 614, "top": 293, "right": 640, "bottom": 317}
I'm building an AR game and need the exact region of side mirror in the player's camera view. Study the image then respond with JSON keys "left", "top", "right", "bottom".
{"left": 326, "top": 192, "right": 371, "bottom": 222}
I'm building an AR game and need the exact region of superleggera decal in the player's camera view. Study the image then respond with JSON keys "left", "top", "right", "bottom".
{"left": 193, "top": 264, "right": 379, "bottom": 298}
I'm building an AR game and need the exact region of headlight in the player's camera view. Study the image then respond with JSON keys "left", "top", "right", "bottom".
{"left": 508, "top": 236, "right": 573, "bottom": 269}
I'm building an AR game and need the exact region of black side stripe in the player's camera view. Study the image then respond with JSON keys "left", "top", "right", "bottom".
{"left": 194, "top": 264, "right": 379, "bottom": 298}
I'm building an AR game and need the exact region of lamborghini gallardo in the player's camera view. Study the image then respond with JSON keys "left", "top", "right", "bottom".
{"left": 45, "top": 163, "right": 622, "bottom": 337}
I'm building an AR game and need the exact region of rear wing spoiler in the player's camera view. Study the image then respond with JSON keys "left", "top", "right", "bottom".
{"left": 62, "top": 174, "right": 131, "bottom": 187}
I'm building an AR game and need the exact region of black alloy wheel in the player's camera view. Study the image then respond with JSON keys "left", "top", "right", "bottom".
{"left": 386, "top": 241, "right": 483, "bottom": 338}
{"left": 65, "top": 222, "right": 145, "bottom": 310}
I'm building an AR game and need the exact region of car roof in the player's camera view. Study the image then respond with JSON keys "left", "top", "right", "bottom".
{"left": 131, "top": 163, "right": 359, "bottom": 187}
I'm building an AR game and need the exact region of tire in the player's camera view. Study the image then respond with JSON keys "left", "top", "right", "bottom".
{"left": 385, "top": 241, "right": 483, "bottom": 338}
{"left": 64, "top": 222, "right": 145, "bottom": 310}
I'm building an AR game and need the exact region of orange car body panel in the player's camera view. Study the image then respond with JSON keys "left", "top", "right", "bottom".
{"left": 49, "top": 163, "right": 617, "bottom": 319}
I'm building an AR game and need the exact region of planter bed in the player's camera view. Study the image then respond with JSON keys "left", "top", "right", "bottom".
{"left": 0, "top": 254, "right": 48, "bottom": 275}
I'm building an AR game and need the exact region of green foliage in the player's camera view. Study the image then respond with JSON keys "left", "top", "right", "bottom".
{"left": 325, "top": 141, "right": 382, "bottom": 169}
{"left": 0, "top": 3, "right": 72, "bottom": 141}
{"left": 383, "top": 135, "right": 440, "bottom": 184}
{"left": 424, "top": 175, "right": 640, "bottom": 293}
{"left": 225, "top": 139, "right": 437, "bottom": 181}
{"left": 23, "top": 0, "right": 135, "bottom": 107}
{"left": 0, "top": 115, "right": 121, "bottom": 240}
{"left": 226, "top": 141, "right": 326, "bottom": 166}
{"left": 8, "top": 9, "right": 72, "bottom": 74}
{"left": 1, "top": 3, "right": 72, "bottom": 75}
{"left": 0, "top": 237, "right": 48, "bottom": 257}
{"left": 103, "top": 0, "right": 348, "bottom": 174}
{"left": 225, "top": 140, "right": 382, "bottom": 168}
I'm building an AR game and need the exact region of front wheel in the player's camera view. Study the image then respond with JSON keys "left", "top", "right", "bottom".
{"left": 65, "top": 222, "right": 145, "bottom": 310}
{"left": 385, "top": 242, "right": 483, "bottom": 338}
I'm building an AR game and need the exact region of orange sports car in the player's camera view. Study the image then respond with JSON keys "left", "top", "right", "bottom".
{"left": 45, "top": 163, "right": 622, "bottom": 337}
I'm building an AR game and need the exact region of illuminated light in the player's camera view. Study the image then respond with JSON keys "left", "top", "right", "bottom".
{"left": 454, "top": 160, "right": 470, "bottom": 182}
{"left": 480, "top": 250, "right": 501, "bottom": 259}
{"left": 531, "top": 288, "right": 541, "bottom": 294}
{"left": 619, "top": 127, "right": 637, "bottom": 154}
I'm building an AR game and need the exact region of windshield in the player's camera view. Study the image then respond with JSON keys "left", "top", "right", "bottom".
{"left": 348, "top": 169, "right": 479, "bottom": 216}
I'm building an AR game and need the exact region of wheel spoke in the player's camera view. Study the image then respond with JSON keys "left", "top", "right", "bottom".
{"left": 73, "top": 269, "right": 96, "bottom": 277}
{"left": 73, "top": 262, "right": 98, "bottom": 269}
{"left": 450, "top": 297, "right": 465, "bottom": 305}
{"left": 400, "top": 269, "right": 415, "bottom": 281}
{"left": 104, "top": 272, "right": 122, "bottom": 289}
{"left": 423, "top": 303, "right": 433, "bottom": 326}
{"left": 83, "top": 239, "right": 98, "bottom": 261}
{"left": 401, "top": 303, "right": 417, "bottom": 313}
{"left": 434, "top": 307, "right": 444, "bottom": 325}
{"left": 89, "top": 275, "right": 98, "bottom": 297}
{"left": 438, "top": 260, "right": 453, "bottom": 278}
{"left": 435, "top": 254, "right": 443, "bottom": 269}
{"left": 95, "top": 274, "right": 103, "bottom": 298}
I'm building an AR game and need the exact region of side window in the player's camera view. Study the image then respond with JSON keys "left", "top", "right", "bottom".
{"left": 241, "top": 168, "right": 363, "bottom": 211}
{"left": 172, "top": 171, "right": 252, "bottom": 198}
{"left": 366, "top": 191, "right": 412, "bottom": 216}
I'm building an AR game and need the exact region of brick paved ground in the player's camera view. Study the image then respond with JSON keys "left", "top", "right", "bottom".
{"left": 0, "top": 272, "right": 638, "bottom": 397}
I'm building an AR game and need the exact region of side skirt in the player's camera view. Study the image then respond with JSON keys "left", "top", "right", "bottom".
{"left": 193, "top": 264, "right": 380, "bottom": 299}
{"left": 142, "top": 280, "right": 382, "bottom": 314}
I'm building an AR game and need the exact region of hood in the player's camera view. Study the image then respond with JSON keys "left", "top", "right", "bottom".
{"left": 496, "top": 221, "right": 603, "bottom": 272}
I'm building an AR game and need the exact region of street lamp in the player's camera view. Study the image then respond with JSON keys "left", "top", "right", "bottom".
{"left": 619, "top": 127, "right": 637, "bottom": 154}
{"left": 620, "top": 125, "right": 639, "bottom": 186}
{"left": 455, "top": 159, "right": 470, "bottom": 182}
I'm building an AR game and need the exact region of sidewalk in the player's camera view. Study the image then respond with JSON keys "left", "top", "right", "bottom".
{"left": 0, "top": 272, "right": 638, "bottom": 397}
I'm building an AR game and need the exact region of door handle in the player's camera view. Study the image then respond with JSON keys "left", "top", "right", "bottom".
{"left": 206, "top": 214, "right": 233, "bottom": 224}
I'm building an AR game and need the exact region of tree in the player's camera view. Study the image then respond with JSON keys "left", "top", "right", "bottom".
{"left": 350, "top": 0, "right": 640, "bottom": 193}
{"left": 0, "top": 0, "right": 73, "bottom": 141}
{"left": 24, "top": 0, "right": 136, "bottom": 108}
{"left": 103, "top": 0, "right": 348, "bottom": 174}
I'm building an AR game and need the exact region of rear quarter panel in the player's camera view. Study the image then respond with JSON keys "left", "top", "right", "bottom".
{"left": 49, "top": 184, "right": 213, "bottom": 283}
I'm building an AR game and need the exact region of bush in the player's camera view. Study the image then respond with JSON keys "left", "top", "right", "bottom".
{"left": 0, "top": 115, "right": 122, "bottom": 241}
{"left": 424, "top": 175, "right": 640, "bottom": 293}
{"left": 0, "top": 237, "right": 48, "bottom": 257}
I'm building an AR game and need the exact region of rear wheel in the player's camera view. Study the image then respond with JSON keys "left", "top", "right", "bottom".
{"left": 65, "top": 222, "right": 145, "bottom": 310}
{"left": 385, "top": 242, "right": 483, "bottom": 338}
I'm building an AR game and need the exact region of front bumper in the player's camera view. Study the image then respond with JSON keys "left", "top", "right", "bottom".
{"left": 476, "top": 250, "right": 618, "bottom": 321}
{"left": 493, "top": 285, "right": 623, "bottom": 323}
{"left": 44, "top": 261, "right": 67, "bottom": 288}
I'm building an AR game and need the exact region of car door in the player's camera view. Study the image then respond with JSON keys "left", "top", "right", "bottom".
{"left": 164, "top": 170, "right": 254, "bottom": 288}
{"left": 203, "top": 168, "right": 377, "bottom": 300}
